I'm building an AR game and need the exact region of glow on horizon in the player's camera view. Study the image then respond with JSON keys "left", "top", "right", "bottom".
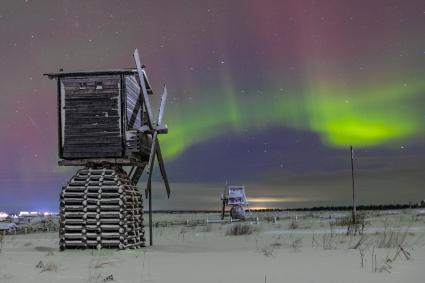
{"left": 247, "top": 197, "right": 306, "bottom": 203}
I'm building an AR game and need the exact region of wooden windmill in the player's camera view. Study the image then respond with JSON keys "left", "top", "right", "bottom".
{"left": 221, "top": 186, "right": 249, "bottom": 220}
{"left": 45, "top": 49, "right": 170, "bottom": 249}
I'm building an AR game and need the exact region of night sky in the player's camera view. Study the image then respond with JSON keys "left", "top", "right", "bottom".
{"left": 0, "top": 0, "right": 424, "bottom": 212}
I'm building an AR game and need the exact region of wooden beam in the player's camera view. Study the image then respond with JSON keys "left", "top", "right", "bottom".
{"left": 59, "top": 158, "right": 146, "bottom": 167}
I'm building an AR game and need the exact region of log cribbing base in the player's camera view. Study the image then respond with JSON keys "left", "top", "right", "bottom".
{"left": 59, "top": 167, "right": 144, "bottom": 250}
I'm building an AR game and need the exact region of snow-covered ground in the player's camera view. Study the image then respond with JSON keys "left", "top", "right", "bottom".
{"left": 0, "top": 209, "right": 424, "bottom": 282}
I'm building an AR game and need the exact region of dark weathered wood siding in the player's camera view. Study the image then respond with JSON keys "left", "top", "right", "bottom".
{"left": 125, "top": 75, "right": 142, "bottom": 129}
{"left": 61, "top": 76, "right": 123, "bottom": 158}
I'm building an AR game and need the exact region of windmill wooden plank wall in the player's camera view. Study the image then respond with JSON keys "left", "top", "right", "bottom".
{"left": 62, "top": 76, "right": 123, "bottom": 158}
{"left": 47, "top": 69, "right": 153, "bottom": 162}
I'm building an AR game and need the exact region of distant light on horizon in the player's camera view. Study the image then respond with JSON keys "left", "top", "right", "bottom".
{"left": 0, "top": 212, "right": 8, "bottom": 219}
{"left": 247, "top": 197, "right": 307, "bottom": 203}
{"left": 248, "top": 206, "right": 272, "bottom": 210}
{"left": 18, "top": 211, "right": 56, "bottom": 217}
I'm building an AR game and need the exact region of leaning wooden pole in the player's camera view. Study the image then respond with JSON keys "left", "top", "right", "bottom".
{"left": 350, "top": 146, "right": 356, "bottom": 224}
{"left": 149, "top": 184, "right": 153, "bottom": 246}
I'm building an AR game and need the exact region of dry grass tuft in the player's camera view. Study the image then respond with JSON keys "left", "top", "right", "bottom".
{"left": 376, "top": 228, "right": 409, "bottom": 248}
{"left": 198, "top": 224, "right": 212, "bottom": 233}
{"left": 102, "top": 274, "right": 114, "bottom": 282}
{"left": 41, "top": 262, "right": 58, "bottom": 272}
{"left": 35, "top": 260, "right": 44, "bottom": 269}
{"left": 226, "top": 224, "right": 255, "bottom": 236}
{"left": 288, "top": 220, "right": 299, "bottom": 230}
{"left": 36, "top": 260, "right": 57, "bottom": 272}
{"left": 95, "top": 261, "right": 113, "bottom": 269}
{"left": 270, "top": 242, "right": 282, "bottom": 248}
{"left": 288, "top": 236, "right": 303, "bottom": 250}
{"left": 259, "top": 245, "right": 274, "bottom": 257}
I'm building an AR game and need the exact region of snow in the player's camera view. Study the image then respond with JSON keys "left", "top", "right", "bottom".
{"left": 0, "top": 210, "right": 424, "bottom": 282}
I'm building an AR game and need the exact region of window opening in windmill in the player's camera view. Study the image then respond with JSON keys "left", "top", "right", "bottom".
{"left": 95, "top": 81, "right": 103, "bottom": 90}
{"left": 79, "top": 82, "right": 87, "bottom": 89}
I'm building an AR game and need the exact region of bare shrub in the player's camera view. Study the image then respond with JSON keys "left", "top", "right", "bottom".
{"left": 259, "top": 234, "right": 303, "bottom": 256}
{"left": 322, "top": 223, "right": 337, "bottom": 250}
{"left": 272, "top": 233, "right": 303, "bottom": 251}
{"left": 35, "top": 246, "right": 55, "bottom": 252}
{"left": 270, "top": 242, "right": 282, "bottom": 248}
{"left": 371, "top": 245, "right": 412, "bottom": 274}
{"left": 351, "top": 234, "right": 368, "bottom": 249}
{"left": 321, "top": 222, "right": 352, "bottom": 250}
{"left": 36, "top": 260, "right": 57, "bottom": 272}
{"left": 88, "top": 258, "right": 103, "bottom": 282}
{"left": 179, "top": 226, "right": 190, "bottom": 241}
{"left": 334, "top": 216, "right": 354, "bottom": 227}
{"left": 339, "top": 214, "right": 367, "bottom": 235}
{"left": 35, "top": 260, "right": 44, "bottom": 269}
{"left": 312, "top": 232, "right": 319, "bottom": 248}
{"left": 394, "top": 245, "right": 411, "bottom": 261}
{"left": 198, "top": 224, "right": 212, "bottom": 233}
{"left": 103, "top": 274, "right": 114, "bottom": 282}
{"left": 259, "top": 245, "right": 274, "bottom": 257}
{"left": 375, "top": 222, "right": 410, "bottom": 248}
{"left": 288, "top": 220, "right": 299, "bottom": 230}
{"left": 359, "top": 247, "right": 366, "bottom": 268}
{"left": 288, "top": 236, "right": 303, "bottom": 251}
{"left": 95, "top": 261, "right": 113, "bottom": 269}
{"left": 226, "top": 224, "right": 255, "bottom": 236}
{"left": 41, "top": 262, "right": 58, "bottom": 273}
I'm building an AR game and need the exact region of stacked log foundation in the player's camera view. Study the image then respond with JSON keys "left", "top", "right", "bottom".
{"left": 59, "top": 167, "right": 144, "bottom": 250}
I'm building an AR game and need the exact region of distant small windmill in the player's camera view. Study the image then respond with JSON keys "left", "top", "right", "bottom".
{"left": 220, "top": 185, "right": 250, "bottom": 220}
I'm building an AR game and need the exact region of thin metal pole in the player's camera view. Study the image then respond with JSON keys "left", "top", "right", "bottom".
{"left": 221, "top": 198, "right": 226, "bottom": 220}
{"left": 221, "top": 185, "right": 227, "bottom": 220}
{"left": 350, "top": 146, "right": 356, "bottom": 224}
{"left": 149, "top": 185, "right": 153, "bottom": 246}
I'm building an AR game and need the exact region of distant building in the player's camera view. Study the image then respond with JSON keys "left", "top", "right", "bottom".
{"left": 0, "top": 222, "right": 17, "bottom": 232}
{"left": 17, "top": 211, "right": 51, "bottom": 224}
{"left": 18, "top": 211, "right": 40, "bottom": 217}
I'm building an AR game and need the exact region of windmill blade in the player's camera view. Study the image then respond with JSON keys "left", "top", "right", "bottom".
{"left": 155, "top": 142, "right": 171, "bottom": 198}
{"left": 145, "top": 152, "right": 155, "bottom": 198}
{"left": 145, "top": 131, "right": 158, "bottom": 197}
{"left": 157, "top": 84, "right": 167, "bottom": 126}
{"left": 145, "top": 162, "right": 154, "bottom": 198}
{"left": 146, "top": 131, "right": 158, "bottom": 175}
{"left": 133, "top": 48, "right": 154, "bottom": 129}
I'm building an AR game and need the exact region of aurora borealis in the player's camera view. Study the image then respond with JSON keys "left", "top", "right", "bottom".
{"left": 160, "top": 78, "right": 425, "bottom": 158}
{"left": 0, "top": 0, "right": 424, "bottom": 211}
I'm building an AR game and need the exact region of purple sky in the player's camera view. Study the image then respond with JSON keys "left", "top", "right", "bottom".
{"left": 0, "top": 0, "right": 424, "bottom": 212}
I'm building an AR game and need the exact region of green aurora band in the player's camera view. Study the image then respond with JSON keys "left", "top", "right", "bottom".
{"left": 160, "top": 79, "right": 425, "bottom": 159}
